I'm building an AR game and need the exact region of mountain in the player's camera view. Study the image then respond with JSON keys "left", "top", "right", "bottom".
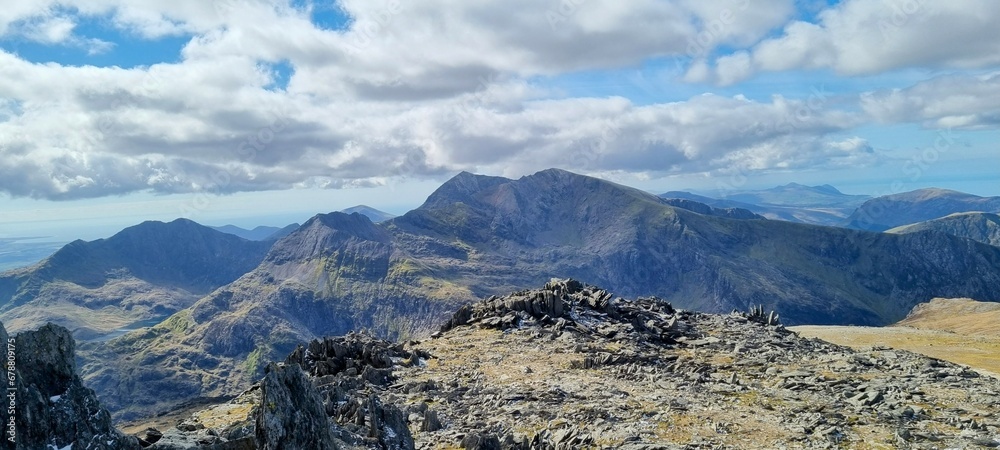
{"left": 139, "top": 280, "right": 1000, "bottom": 449}
{"left": 82, "top": 169, "right": 1000, "bottom": 421}
{"left": 211, "top": 223, "right": 300, "bottom": 241}
{"left": 659, "top": 198, "right": 764, "bottom": 220}
{"left": 0, "top": 219, "right": 271, "bottom": 340}
{"left": 723, "top": 182, "right": 869, "bottom": 207}
{"left": 661, "top": 183, "right": 870, "bottom": 226}
{"left": 340, "top": 205, "right": 396, "bottom": 223}
{"left": 845, "top": 188, "right": 1000, "bottom": 232}
{"left": 887, "top": 212, "right": 1000, "bottom": 247}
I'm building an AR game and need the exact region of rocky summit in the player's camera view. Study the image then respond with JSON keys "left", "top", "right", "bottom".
{"left": 148, "top": 280, "right": 1000, "bottom": 449}
{"left": 0, "top": 321, "right": 140, "bottom": 450}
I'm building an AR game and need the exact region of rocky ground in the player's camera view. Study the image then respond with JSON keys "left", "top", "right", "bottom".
{"left": 145, "top": 280, "right": 1000, "bottom": 449}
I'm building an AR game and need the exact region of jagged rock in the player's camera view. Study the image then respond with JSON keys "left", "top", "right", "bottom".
{"left": 461, "top": 431, "right": 501, "bottom": 450}
{"left": 421, "top": 409, "right": 442, "bottom": 432}
{"left": 1, "top": 321, "right": 140, "bottom": 450}
{"left": 255, "top": 363, "right": 337, "bottom": 450}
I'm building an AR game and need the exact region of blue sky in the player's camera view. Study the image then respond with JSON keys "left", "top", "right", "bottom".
{"left": 0, "top": 0, "right": 998, "bottom": 244}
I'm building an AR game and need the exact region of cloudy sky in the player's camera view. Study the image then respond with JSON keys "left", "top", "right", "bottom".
{"left": 1, "top": 0, "right": 999, "bottom": 241}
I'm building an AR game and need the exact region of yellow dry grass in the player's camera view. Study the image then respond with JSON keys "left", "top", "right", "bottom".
{"left": 791, "top": 325, "right": 1000, "bottom": 377}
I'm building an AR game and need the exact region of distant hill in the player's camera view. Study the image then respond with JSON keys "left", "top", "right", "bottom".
{"left": 888, "top": 212, "right": 1000, "bottom": 247}
{"left": 340, "top": 205, "right": 396, "bottom": 223}
{"left": 661, "top": 183, "right": 870, "bottom": 226}
{"left": 211, "top": 223, "right": 300, "bottom": 241}
{"left": 845, "top": 188, "right": 1000, "bottom": 232}
{"left": 896, "top": 297, "right": 1000, "bottom": 336}
{"left": 0, "top": 219, "right": 271, "bottom": 340}
{"left": 723, "top": 182, "right": 870, "bottom": 208}
{"left": 84, "top": 169, "right": 1000, "bottom": 420}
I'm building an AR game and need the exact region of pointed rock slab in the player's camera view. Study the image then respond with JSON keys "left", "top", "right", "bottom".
{"left": 255, "top": 363, "right": 338, "bottom": 450}
{"left": 5, "top": 321, "right": 141, "bottom": 450}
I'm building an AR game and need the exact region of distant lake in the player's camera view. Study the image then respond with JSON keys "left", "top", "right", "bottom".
{"left": 89, "top": 317, "right": 167, "bottom": 343}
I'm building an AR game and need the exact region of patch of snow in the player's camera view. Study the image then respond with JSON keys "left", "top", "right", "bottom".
{"left": 47, "top": 443, "right": 72, "bottom": 450}
{"left": 49, "top": 395, "right": 61, "bottom": 402}
{"left": 384, "top": 426, "right": 396, "bottom": 439}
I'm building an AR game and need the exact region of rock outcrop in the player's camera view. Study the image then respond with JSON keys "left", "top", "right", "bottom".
{"left": 0, "top": 321, "right": 139, "bottom": 450}
{"left": 256, "top": 363, "right": 338, "bottom": 450}
{"left": 139, "top": 279, "right": 1000, "bottom": 449}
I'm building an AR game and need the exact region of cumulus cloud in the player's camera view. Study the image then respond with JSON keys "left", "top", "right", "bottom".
{"left": 0, "top": 0, "right": 957, "bottom": 201}
{"left": 707, "top": 0, "right": 1000, "bottom": 84}
{"left": 862, "top": 72, "right": 1000, "bottom": 129}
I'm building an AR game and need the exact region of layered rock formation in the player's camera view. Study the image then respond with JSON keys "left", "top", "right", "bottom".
{"left": 0, "top": 321, "right": 139, "bottom": 450}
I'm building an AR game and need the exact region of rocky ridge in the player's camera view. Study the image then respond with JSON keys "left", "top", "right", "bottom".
{"left": 153, "top": 280, "right": 1000, "bottom": 449}
{"left": 0, "top": 321, "right": 140, "bottom": 450}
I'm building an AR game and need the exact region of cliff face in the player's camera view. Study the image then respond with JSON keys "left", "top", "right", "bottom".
{"left": 0, "top": 321, "right": 139, "bottom": 450}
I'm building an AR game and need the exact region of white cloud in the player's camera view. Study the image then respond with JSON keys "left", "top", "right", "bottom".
{"left": 708, "top": 0, "right": 1000, "bottom": 83}
{"left": 862, "top": 72, "right": 1000, "bottom": 129}
{"left": 0, "top": 0, "right": 948, "bottom": 201}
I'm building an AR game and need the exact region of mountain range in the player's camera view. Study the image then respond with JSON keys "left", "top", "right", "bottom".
{"left": 845, "top": 188, "right": 1000, "bottom": 232}
{"left": 71, "top": 168, "right": 1000, "bottom": 420}
{"left": 661, "top": 183, "right": 870, "bottom": 226}
{"left": 340, "top": 204, "right": 397, "bottom": 222}
{"left": 210, "top": 223, "right": 299, "bottom": 241}
{"left": 0, "top": 219, "right": 271, "bottom": 340}
{"left": 887, "top": 212, "right": 1000, "bottom": 247}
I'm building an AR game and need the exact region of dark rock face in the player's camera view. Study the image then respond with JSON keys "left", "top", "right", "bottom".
{"left": 255, "top": 363, "right": 337, "bottom": 450}
{"left": 438, "top": 278, "right": 686, "bottom": 345}
{"left": 1, "top": 321, "right": 139, "bottom": 450}
{"left": 285, "top": 333, "right": 416, "bottom": 450}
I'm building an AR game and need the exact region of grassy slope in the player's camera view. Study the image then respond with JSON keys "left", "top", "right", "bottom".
{"left": 793, "top": 298, "right": 1000, "bottom": 377}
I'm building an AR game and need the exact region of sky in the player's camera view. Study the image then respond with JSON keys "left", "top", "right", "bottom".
{"left": 0, "top": 0, "right": 999, "bottom": 242}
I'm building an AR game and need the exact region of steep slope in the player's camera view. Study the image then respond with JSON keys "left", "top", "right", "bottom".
{"left": 83, "top": 212, "right": 466, "bottom": 420}
{"left": 0, "top": 219, "right": 271, "bottom": 340}
{"left": 83, "top": 169, "right": 1000, "bottom": 420}
{"left": 887, "top": 212, "right": 1000, "bottom": 247}
{"left": 1, "top": 321, "right": 140, "bottom": 449}
{"left": 663, "top": 183, "right": 870, "bottom": 226}
{"left": 340, "top": 205, "right": 397, "bottom": 223}
{"left": 845, "top": 188, "right": 1000, "bottom": 231}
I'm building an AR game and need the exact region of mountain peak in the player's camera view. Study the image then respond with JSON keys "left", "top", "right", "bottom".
{"left": 419, "top": 171, "right": 511, "bottom": 209}
{"left": 339, "top": 205, "right": 396, "bottom": 223}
